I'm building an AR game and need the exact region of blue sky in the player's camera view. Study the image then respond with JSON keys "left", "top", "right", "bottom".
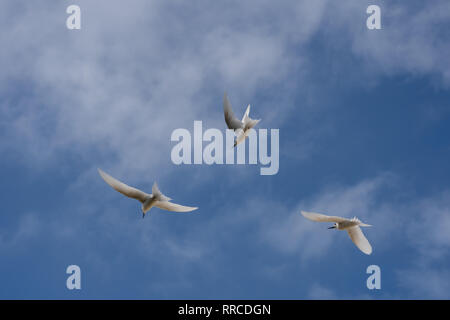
{"left": 1, "top": 0, "right": 450, "bottom": 299}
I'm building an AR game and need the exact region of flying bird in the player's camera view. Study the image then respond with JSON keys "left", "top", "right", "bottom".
{"left": 301, "top": 210, "right": 373, "bottom": 255}
{"left": 98, "top": 168, "right": 198, "bottom": 218}
{"left": 223, "top": 93, "right": 261, "bottom": 147}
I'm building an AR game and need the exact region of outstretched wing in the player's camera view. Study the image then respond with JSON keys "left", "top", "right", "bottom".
{"left": 98, "top": 168, "right": 150, "bottom": 203}
{"left": 224, "top": 94, "right": 243, "bottom": 130}
{"left": 155, "top": 201, "right": 198, "bottom": 212}
{"left": 301, "top": 211, "right": 348, "bottom": 223}
{"left": 347, "top": 226, "right": 372, "bottom": 255}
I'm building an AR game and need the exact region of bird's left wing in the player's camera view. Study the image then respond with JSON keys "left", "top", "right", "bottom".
{"left": 224, "top": 94, "right": 244, "bottom": 130}
{"left": 347, "top": 226, "right": 372, "bottom": 255}
{"left": 301, "top": 211, "right": 348, "bottom": 223}
{"left": 98, "top": 169, "right": 150, "bottom": 203}
{"left": 155, "top": 201, "right": 198, "bottom": 212}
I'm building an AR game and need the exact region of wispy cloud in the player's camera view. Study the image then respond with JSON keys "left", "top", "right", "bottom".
{"left": 308, "top": 283, "right": 337, "bottom": 299}
{"left": 2, "top": 0, "right": 449, "bottom": 175}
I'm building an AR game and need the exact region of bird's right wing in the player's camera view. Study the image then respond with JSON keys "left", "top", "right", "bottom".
{"left": 241, "top": 104, "right": 251, "bottom": 123}
{"left": 224, "top": 94, "right": 244, "bottom": 130}
{"left": 155, "top": 201, "right": 198, "bottom": 212}
{"left": 301, "top": 211, "right": 348, "bottom": 223}
{"left": 347, "top": 226, "right": 372, "bottom": 255}
{"left": 98, "top": 169, "right": 150, "bottom": 203}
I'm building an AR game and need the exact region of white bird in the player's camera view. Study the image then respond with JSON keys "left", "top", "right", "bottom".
{"left": 301, "top": 211, "right": 373, "bottom": 255}
{"left": 223, "top": 93, "right": 261, "bottom": 147}
{"left": 98, "top": 169, "right": 198, "bottom": 218}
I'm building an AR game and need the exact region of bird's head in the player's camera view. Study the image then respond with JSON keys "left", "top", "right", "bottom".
{"left": 328, "top": 223, "right": 337, "bottom": 229}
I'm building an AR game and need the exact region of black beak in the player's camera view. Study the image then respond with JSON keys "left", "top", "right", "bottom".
{"left": 328, "top": 226, "right": 336, "bottom": 229}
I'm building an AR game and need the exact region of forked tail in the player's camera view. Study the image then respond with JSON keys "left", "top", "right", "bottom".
{"left": 152, "top": 182, "right": 172, "bottom": 201}
{"left": 359, "top": 223, "right": 372, "bottom": 227}
{"left": 351, "top": 217, "right": 372, "bottom": 227}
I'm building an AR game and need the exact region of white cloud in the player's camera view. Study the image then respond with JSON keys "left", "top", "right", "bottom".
{"left": 406, "top": 191, "right": 450, "bottom": 259}
{"left": 395, "top": 191, "right": 450, "bottom": 298}
{"left": 0, "top": 213, "right": 41, "bottom": 250}
{"left": 332, "top": 0, "right": 450, "bottom": 85}
{"left": 308, "top": 283, "right": 337, "bottom": 299}
{"left": 256, "top": 174, "right": 450, "bottom": 298}
{"left": 1, "top": 0, "right": 449, "bottom": 176}
{"left": 398, "top": 268, "right": 450, "bottom": 299}
{"left": 263, "top": 173, "right": 400, "bottom": 261}
{"left": 0, "top": 0, "right": 328, "bottom": 175}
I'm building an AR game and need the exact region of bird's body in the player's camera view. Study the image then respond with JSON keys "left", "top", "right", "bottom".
{"left": 142, "top": 196, "right": 157, "bottom": 213}
{"left": 301, "top": 211, "right": 373, "bottom": 255}
{"left": 333, "top": 217, "right": 370, "bottom": 230}
{"left": 223, "top": 93, "right": 261, "bottom": 147}
{"left": 98, "top": 169, "right": 198, "bottom": 217}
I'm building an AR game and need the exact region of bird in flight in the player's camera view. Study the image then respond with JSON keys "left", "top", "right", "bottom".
{"left": 301, "top": 211, "right": 373, "bottom": 255}
{"left": 98, "top": 169, "right": 198, "bottom": 218}
{"left": 223, "top": 93, "right": 261, "bottom": 147}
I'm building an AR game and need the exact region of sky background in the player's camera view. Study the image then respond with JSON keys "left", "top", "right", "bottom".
{"left": 1, "top": 0, "right": 450, "bottom": 299}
